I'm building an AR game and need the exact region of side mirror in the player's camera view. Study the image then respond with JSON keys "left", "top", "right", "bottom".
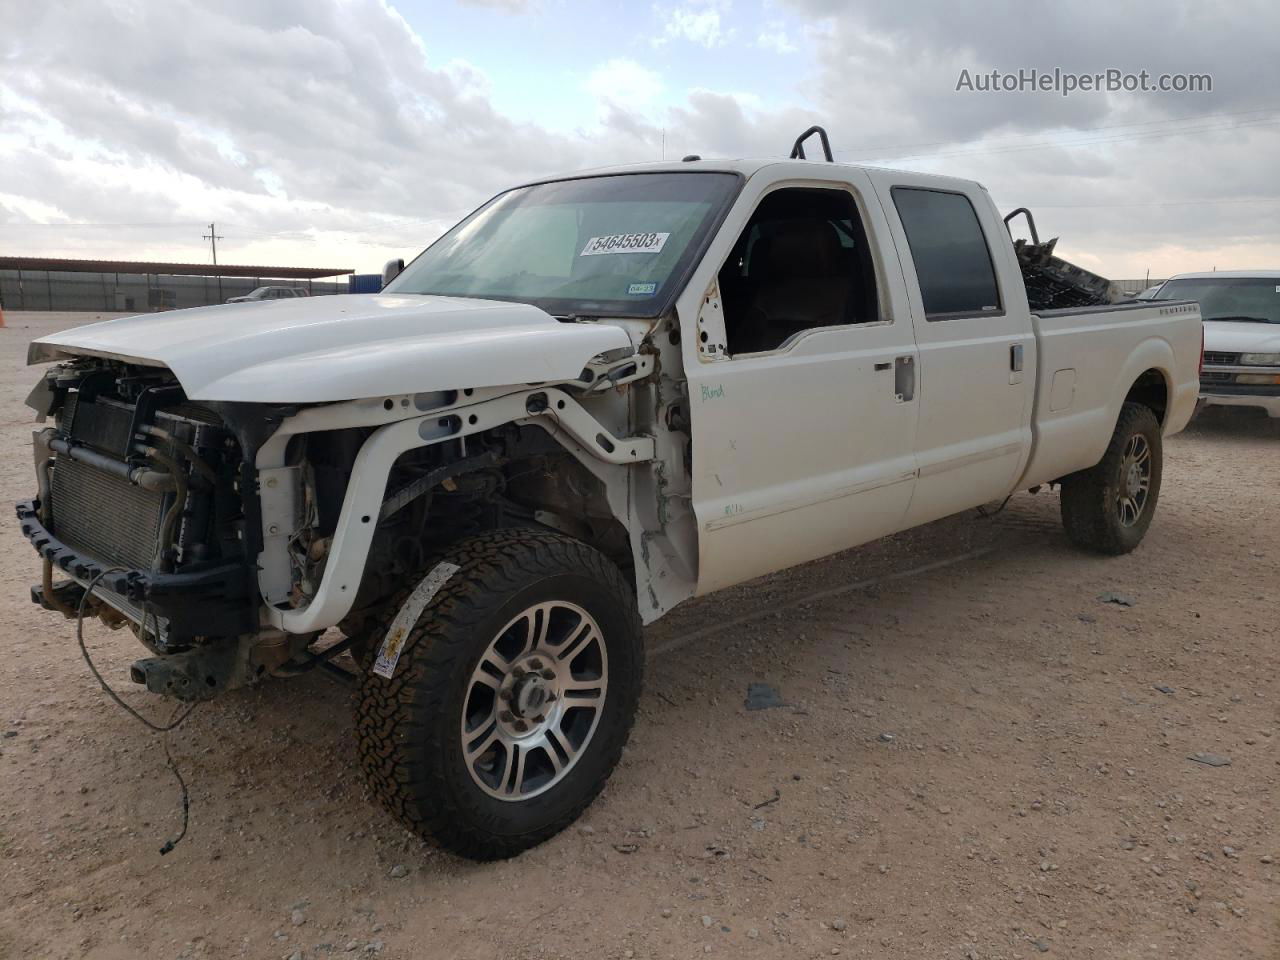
{"left": 381, "top": 258, "right": 405, "bottom": 288}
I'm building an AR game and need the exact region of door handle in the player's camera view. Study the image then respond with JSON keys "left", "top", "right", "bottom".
{"left": 1009, "top": 343, "right": 1026, "bottom": 385}
{"left": 894, "top": 355, "right": 915, "bottom": 402}
{"left": 873, "top": 361, "right": 892, "bottom": 371}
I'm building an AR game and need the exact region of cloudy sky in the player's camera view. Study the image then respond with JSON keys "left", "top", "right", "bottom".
{"left": 2, "top": 0, "right": 1277, "bottom": 280}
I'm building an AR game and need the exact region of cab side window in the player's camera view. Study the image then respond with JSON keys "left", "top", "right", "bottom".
{"left": 718, "top": 187, "right": 878, "bottom": 355}
{"left": 891, "top": 187, "right": 1002, "bottom": 320}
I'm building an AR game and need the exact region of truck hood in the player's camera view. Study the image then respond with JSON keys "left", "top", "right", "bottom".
{"left": 28, "top": 294, "right": 634, "bottom": 403}
{"left": 1203, "top": 320, "right": 1280, "bottom": 354}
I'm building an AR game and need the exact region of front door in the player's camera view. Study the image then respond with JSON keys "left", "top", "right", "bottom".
{"left": 682, "top": 172, "right": 921, "bottom": 595}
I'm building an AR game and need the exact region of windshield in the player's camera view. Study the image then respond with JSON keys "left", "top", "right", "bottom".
{"left": 1154, "top": 277, "right": 1280, "bottom": 323}
{"left": 386, "top": 172, "right": 741, "bottom": 318}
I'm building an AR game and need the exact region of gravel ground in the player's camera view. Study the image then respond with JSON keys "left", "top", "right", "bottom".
{"left": 0, "top": 311, "right": 1276, "bottom": 960}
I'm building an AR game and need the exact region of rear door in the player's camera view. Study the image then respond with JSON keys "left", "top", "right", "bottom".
{"left": 682, "top": 167, "right": 921, "bottom": 594}
{"left": 868, "top": 174, "right": 1035, "bottom": 525}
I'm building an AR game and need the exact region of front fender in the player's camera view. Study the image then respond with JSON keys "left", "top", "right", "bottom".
{"left": 255, "top": 388, "right": 655, "bottom": 634}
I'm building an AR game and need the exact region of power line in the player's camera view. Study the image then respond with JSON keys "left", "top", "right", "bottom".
{"left": 202, "top": 222, "right": 224, "bottom": 300}
{"left": 201, "top": 222, "right": 224, "bottom": 265}
{"left": 1000, "top": 197, "right": 1280, "bottom": 210}
{"left": 838, "top": 105, "right": 1279, "bottom": 161}
{"left": 852, "top": 116, "right": 1280, "bottom": 164}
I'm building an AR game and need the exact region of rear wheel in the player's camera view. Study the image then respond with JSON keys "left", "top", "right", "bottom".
{"left": 354, "top": 528, "right": 642, "bottom": 860}
{"left": 1060, "top": 401, "right": 1163, "bottom": 555}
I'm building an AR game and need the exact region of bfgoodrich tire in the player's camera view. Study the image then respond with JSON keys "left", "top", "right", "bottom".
{"left": 354, "top": 528, "right": 643, "bottom": 860}
{"left": 1060, "top": 401, "right": 1163, "bottom": 555}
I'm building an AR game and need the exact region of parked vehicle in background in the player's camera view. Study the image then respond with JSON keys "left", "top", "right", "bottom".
{"left": 226, "top": 285, "right": 310, "bottom": 303}
{"left": 1153, "top": 271, "right": 1280, "bottom": 417}
{"left": 19, "top": 127, "right": 1202, "bottom": 861}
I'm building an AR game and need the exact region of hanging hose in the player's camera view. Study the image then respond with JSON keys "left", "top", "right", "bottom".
{"left": 138, "top": 424, "right": 219, "bottom": 486}
{"left": 140, "top": 446, "right": 187, "bottom": 572}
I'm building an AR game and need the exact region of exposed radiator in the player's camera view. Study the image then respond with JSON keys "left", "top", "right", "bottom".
{"left": 49, "top": 455, "right": 165, "bottom": 571}
{"left": 64, "top": 393, "right": 135, "bottom": 457}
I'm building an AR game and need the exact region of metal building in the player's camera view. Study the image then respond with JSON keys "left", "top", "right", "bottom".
{"left": 0, "top": 257, "right": 354, "bottom": 312}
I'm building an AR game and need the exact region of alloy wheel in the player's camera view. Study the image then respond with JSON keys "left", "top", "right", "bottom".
{"left": 460, "top": 601, "right": 609, "bottom": 801}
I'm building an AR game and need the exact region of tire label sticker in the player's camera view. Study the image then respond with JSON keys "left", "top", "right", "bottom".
{"left": 580, "top": 232, "right": 669, "bottom": 256}
{"left": 372, "top": 561, "right": 461, "bottom": 679}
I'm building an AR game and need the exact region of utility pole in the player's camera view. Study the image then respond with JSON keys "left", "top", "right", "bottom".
{"left": 203, "top": 222, "right": 224, "bottom": 304}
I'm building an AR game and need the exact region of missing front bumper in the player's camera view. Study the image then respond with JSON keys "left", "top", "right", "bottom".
{"left": 17, "top": 498, "right": 258, "bottom": 645}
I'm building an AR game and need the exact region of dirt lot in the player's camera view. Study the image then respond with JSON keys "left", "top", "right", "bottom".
{"left": 0, "top": 311, "right": 1275, "bottom": 960}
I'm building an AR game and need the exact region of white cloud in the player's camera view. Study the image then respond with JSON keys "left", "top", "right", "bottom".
{"left": 585, "top": 58, "right": 665, "bottom": 114}
{"left": 454, "top": 0, "right": 534, "bottom": 13}
{"left": 751, "top": 0, "right": 1280, "bottom": 275}
{"left": 755, "top": 22, "right": 798, "bottom": 54}
{"left": 656, "top": 0, "right": 731, "bottom": 48}
{"left": 1, "top": 0, "right": 1277, "bottom": 277}
{"left": 0, "top": 0, "right": 630, "bottom": 266}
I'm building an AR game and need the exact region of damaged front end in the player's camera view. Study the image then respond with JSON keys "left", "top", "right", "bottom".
{"left": 18, "top": 357, "right": 293, "bottom": 700}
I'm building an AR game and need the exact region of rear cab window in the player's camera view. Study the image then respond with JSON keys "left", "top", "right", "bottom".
{"left": 891, "top": 187, "right": 1002, "bottom": 320}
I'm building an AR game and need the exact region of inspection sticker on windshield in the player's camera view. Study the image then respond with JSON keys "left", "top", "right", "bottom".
{"left": 580, "top": 232, "right": 670, "bottom": 256}
{"left": 627, "top": 282, "right": 657, "bottom": 296}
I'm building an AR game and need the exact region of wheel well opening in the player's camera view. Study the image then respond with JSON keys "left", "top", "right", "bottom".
{"left": 1125, "top": 369, "right": 1168, "bottom": 425}
{"left": 334, "top": 428, "right": 633, "bottom": 638}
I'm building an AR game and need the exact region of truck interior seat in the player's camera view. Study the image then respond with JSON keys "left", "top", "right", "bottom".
{"left": 734, "top": 219, "right": 850, "bottom": 353}
{"left": 719, "top": 188, "right": 880, "bottom": 356}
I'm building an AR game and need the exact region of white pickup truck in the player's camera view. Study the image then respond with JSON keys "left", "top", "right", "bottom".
{"left": 1149, "top": 271, "right": 1280, "bottom": 417}
{"left": 19, "top": 129, "right": 1202, "bottom": 860}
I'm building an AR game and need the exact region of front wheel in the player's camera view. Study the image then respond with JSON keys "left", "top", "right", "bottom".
{"left": 354, "top": 528, "right": 642, "bottom": 860}
{"left": 1060, "top": 401, "right": 1163, "bottom": 555}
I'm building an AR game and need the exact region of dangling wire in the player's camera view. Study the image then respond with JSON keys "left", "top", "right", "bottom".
{"left": 75, "top": 566, "right": 197, "bottom": 854}
{"left": 976, "top": 495, "right": 1013, "bottom": 519}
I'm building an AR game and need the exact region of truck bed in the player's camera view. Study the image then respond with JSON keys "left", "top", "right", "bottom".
{"left": 1018, "top": 299, "right": 1203, "bottom": 489}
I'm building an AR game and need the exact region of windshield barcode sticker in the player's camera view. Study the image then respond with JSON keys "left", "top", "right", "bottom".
{"left": 580, "top": 232, "right": 670, "bottom": 256}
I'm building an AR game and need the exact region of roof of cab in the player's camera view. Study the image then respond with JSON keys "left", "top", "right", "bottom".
{"left": 518, "top": 157, "right": 983, "bottom": 192}
{"left": 1166, "top": 270, "right": 1280, "bottom": 280}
